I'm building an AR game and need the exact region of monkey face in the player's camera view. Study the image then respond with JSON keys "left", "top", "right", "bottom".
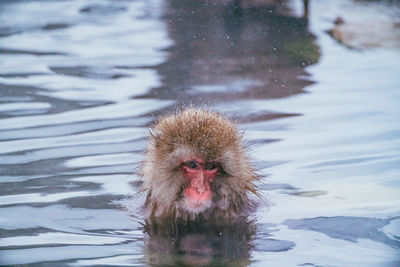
{"left": 180, "top": 158, "right": 219, "bottom": 213}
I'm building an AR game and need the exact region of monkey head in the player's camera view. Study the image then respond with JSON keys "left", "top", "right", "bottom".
{"left": 140, "top": 108, "right": 258, "bottom": 220}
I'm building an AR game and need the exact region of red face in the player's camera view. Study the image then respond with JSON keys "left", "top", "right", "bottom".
{"left": 181, "top": 159, "right": 219, "bottom": 210}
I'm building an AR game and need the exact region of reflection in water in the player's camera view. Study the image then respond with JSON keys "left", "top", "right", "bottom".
{"left": 142, "top": 217, "right": 296, "bottom": 266}
{"left": 145, "top": 0, "right": 319, "bottom": 112}
{"left": 143, "top": 217, "right": 255, "bottom": 266}
{"left": 232, "top": 0, "right": 309, "bottom": 19}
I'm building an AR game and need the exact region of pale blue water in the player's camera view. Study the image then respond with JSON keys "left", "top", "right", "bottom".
{"left": 0, "top": 0, "right": 399, "bottom": 266}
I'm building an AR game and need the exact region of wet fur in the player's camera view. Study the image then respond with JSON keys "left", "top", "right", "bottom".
{"left": 140, "top": 108, "right": 258, "bottom": 220}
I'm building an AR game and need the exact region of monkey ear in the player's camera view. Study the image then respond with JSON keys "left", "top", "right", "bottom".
{"left": 219, "top": 149, "right": 237, "bottom": 177}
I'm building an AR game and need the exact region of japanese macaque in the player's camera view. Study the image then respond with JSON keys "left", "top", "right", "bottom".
{"left": 140, "top": 108, "right": 258, "bottom": 221}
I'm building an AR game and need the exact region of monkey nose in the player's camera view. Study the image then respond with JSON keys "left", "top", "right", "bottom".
{"left": 192, "top": 175, "right": 208, "bottom": 194}
{"left": 194, "top": 181, "right": 206, "bottom": 194}
{"left": 196, "top": 186, "right": 206, "bottom": 194}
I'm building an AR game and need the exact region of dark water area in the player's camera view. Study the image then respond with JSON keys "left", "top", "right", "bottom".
{"left": 147, "top": 0, "right": 317, "bottom": 106}
{"left": 1, "top": 0, "right": 400, "bottom": 266}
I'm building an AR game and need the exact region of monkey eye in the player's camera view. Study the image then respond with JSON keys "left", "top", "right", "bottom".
{"left": 185, "top": 160, "right": 198, "bottom": 169}
{"left": 205, "top": 162, "right": 217, "bottom": 170}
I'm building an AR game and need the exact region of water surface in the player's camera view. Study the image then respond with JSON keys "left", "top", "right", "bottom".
{"left": 0, "top": 0, "right": 399, "bottom": 266}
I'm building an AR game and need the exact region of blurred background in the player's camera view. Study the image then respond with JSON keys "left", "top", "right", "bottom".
{"left": 0, "top": 0, "right": 399, "bottom": 266}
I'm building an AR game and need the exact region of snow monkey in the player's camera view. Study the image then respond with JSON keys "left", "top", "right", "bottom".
{"left": 140, "top": 108, "right": 259, "bottom": 221}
